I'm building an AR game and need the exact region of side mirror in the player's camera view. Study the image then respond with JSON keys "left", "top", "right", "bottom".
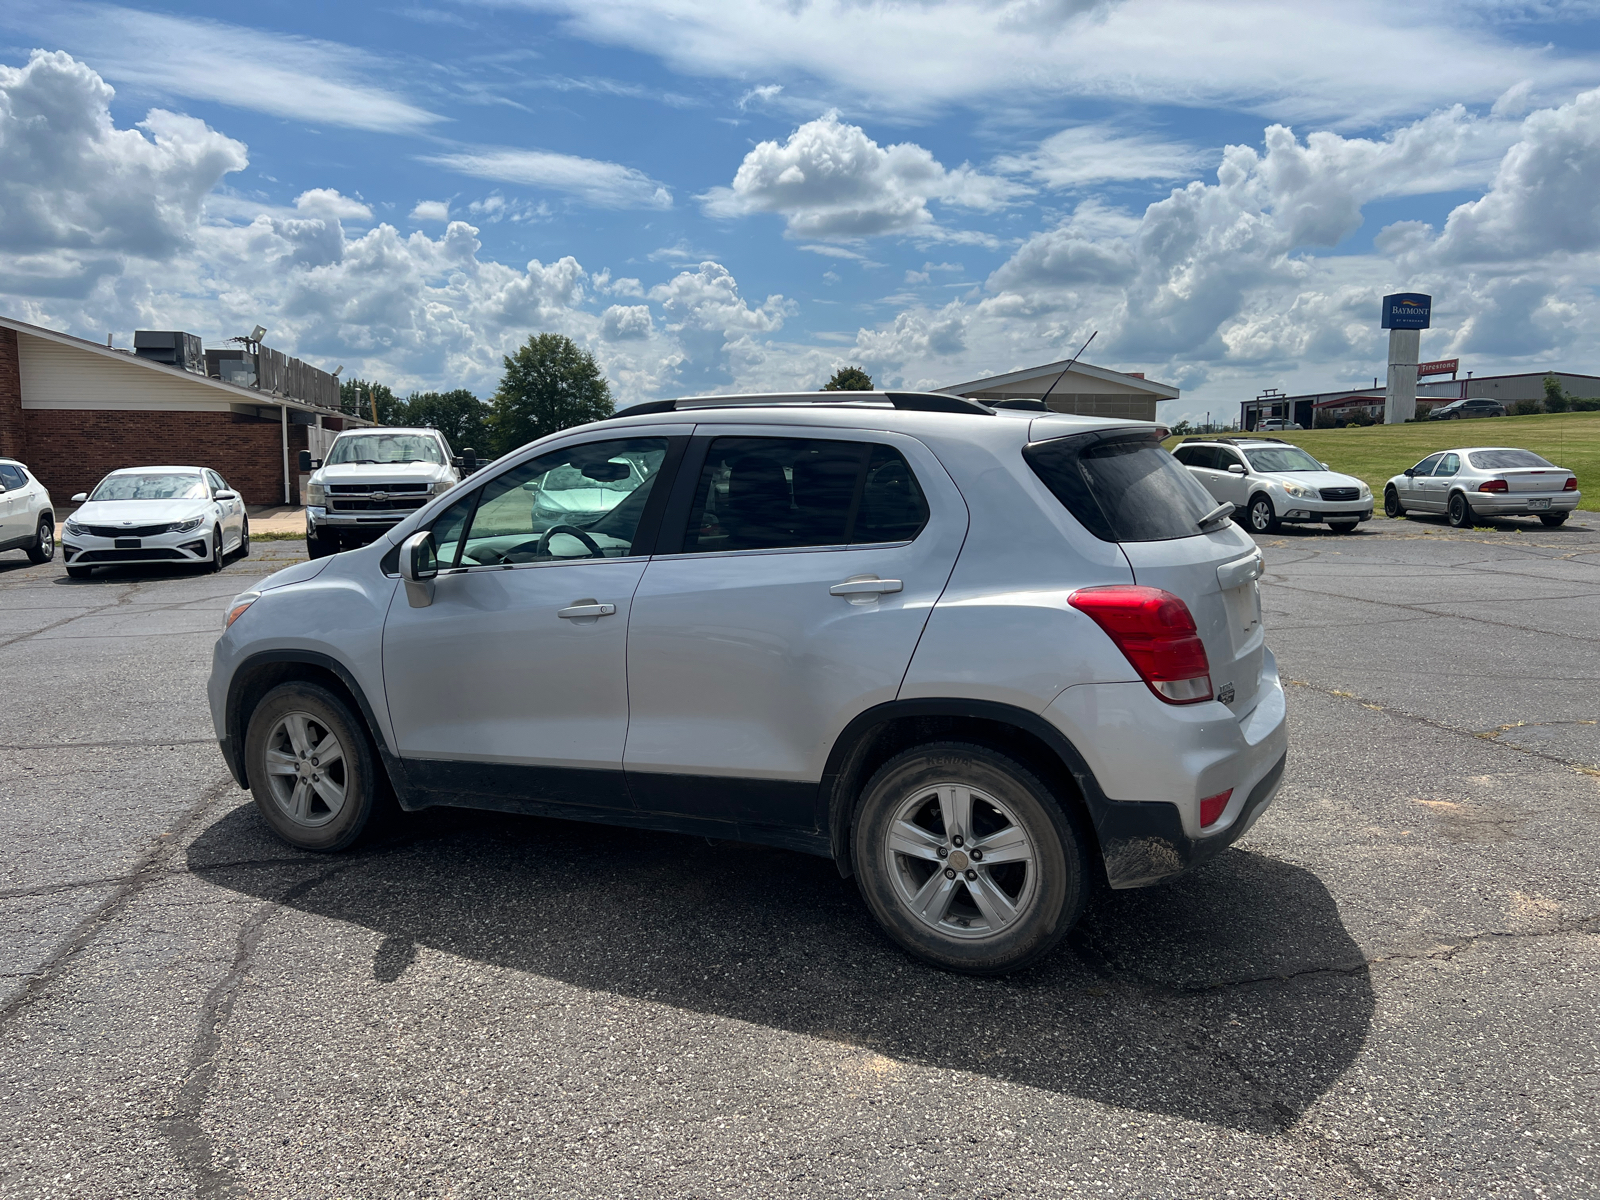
{"left": 297, "top": 450, "right": 312, "bottom": 472}
{"left": 399, "top": 530, "right": 438, "bottom": 607}
{"left": 1227, "top": 464, "right": 1247, "bottom": 475}
{"left": 1403, "top": 469, "right": 1415, "bottom": 477}
{"left": 1320, "top": 462, "right": 1330, "bottom": 470}
{"left": 215, "top": 490, "right": 238, "bottom": 501}
{"left": 72, "top": 492, "right": 88, "bottom": 502}
{"left": 461, "top": 448, "right": 478, "bottom": 474}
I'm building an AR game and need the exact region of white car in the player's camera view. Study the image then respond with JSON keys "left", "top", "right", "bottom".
{"left": 1384, "top": 447, "right": 1580, "bottom": 528}
{"left": 0, "top": 458, "right": 56, "bottom": 564}
{"left": 1173, "top": 437, "right": 1373, "bottom": 534}
{"left": 63, "top": 466, "right": 249, "bottom": 579}
{"left": 211, "top": 393, "right": 1288, "bottom": 975}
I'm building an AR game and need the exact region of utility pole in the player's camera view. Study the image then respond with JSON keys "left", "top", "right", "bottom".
{"left": 369, "top": 388, "right": 379, "bottom": 425}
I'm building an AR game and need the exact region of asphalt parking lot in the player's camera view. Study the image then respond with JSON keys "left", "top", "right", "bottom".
{"left": 1, "top": 515, "right": 1597, "bottom": 1199}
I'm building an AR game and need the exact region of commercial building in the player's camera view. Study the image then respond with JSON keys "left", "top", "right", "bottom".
{"left": 1239, "top": 368, "right": 1600, "bottom": 431}
{"left": 941, "top": 358, "right": 1178, "bottom": 421}
{"left": 0, "top": 315, "right": 360, "bottom": 506}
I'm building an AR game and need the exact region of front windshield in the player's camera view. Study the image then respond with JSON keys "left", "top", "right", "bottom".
{"left": 90, "top": 472, "right": 206, "bottom": 501}
{"left": 325, "top": 433, "right": 445, "bottom": 466}
{"left": 1245, "top": 446, "right": 1323, "bottom": 472}
{"left": 1469, "top": 449, "right": 1555, "bottom": 470}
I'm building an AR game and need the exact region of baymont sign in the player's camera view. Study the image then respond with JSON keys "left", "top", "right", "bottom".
{"left": 1381, "top": 292, "right": 1432, "bottom": 330}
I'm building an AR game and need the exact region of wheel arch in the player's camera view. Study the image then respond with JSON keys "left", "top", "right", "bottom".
{"left": 223, "top": 650, "right": 408, "bottom": 801}
{"left": 820, "top": 699, "right": 1105, "bottom": 879}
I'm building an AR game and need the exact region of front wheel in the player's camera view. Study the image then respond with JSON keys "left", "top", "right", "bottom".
{"left": 1540, "top": 512, "right": 1569, "bottom": 527}
{"left": 66, "top": 565, "right": 91, "bottom": 579}
{"left": 208, "top": 526, "right": 224, "bottom": 572}
{"left": 1328, "top": 520, "right": 1359, "bottom": 534}
{"left": 1384, "top": 487, "right": 1404, "bottom": 519}
{"left": 1247, "top": 494, "right": 1279, "bottom": 535}
{"left": 236, "top": 518, "right": 250, "bottom": 558}
{"left": 244, "top": 681, "right": 381, "bottom": 852}
{"left": 1447, "top": 492, "right": 1476, "bottom": 529}
{"left": 306, "top": 528, "right": 339, "bottom": 559}
{"left": 852, "top": 743, "right": 1089, "bottom": 975}
{"left": 25, "top": 515, "right": 55, "bottom": 564}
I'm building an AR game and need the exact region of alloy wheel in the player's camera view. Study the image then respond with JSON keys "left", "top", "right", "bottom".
{"left": 261, "top": 711, "right": 348, "bottom": 827}
{"left": 1250, "top": 498, "right": 1274, "bottom": 533}
{"left": 884, "top": 783, "right": 1039, "bottom": 940}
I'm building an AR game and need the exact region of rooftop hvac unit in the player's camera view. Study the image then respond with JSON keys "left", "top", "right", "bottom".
{"left": 133, "top": 330, "right": 206, "bottom": 374}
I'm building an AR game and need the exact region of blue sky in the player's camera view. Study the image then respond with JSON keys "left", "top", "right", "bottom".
{"left": 4, "top": 1, "right": 1600, "bottom": 421}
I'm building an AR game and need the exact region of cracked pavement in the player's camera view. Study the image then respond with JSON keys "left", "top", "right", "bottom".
{"left": 0, "top": 515, "right": 1597, "bottom": 1198}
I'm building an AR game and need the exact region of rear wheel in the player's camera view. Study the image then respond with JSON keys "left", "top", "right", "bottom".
{"left": 1247, "top": 494, "right": 1279, "bottom": 534}
{"left": 852, "top": 742, "right": 1089, "bottom": 975}
{"left": 1384, "top": 486, "right": 1404, "bottom": 519}
{"left": 1328, "top": 520, "right": 1359, "bottom": 534}
{"left": 25, "top": 515, "right": 54, "bottom": 564}
{"left": 244, "top": 681, "right": 381, "bottom": 852}
{"left": 1540, "top": 512, "right": 1569, "bottom": 527}
{"left": 1448, "top": 492, "right": 1476, "bottom": 529}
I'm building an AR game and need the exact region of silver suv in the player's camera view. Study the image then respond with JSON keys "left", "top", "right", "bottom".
{"left": 1174, "top": 437, "right": 1373, "bottom": 534}
{"left": 211, "top": 393, "right": 1288, "bottom": 974}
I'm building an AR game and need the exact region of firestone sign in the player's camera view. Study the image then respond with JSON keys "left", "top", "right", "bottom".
{"left": 1382, "top": 293, "right": 1432, "bottom": 330}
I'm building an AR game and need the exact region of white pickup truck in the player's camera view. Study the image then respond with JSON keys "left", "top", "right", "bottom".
{"left": 300, "top": 428, "right": 478, "bottom": 557}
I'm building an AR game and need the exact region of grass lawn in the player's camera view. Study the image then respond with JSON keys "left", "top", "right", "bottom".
{"left": 1165, "top": 410, "right": 1600, "bottom": 511}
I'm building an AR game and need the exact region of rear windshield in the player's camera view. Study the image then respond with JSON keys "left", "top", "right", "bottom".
{"left": 1468, "top": 449, "right": 1555, "bottom": 470}
{"left": 1024, "top": 430, "right": 1219, "bottom": 542}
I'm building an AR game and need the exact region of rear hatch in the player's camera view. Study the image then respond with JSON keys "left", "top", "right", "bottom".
{"left": 1024, "top": 425, "right": 1266, "bottom": 717}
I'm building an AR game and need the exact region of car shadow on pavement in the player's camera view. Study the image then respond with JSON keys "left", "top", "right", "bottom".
{"left": 188, "top": 803, "right": 1373, "bottom": 1134}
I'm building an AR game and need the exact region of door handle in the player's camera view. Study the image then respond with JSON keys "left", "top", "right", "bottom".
{"left": 830, "top": 576, "right": 903, "bottom": 603}
{"left": 558, "top": 601, "right": 617, "bottom": 620}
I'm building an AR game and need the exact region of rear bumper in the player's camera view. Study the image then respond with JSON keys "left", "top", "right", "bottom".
{"left": 1467, "top": 494, "right": 1580, "bottom": 516}
{"left": 1043, "top": 648, "right": 1290, "bottom": 888}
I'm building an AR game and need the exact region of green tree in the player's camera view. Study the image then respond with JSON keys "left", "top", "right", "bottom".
{"left": 1542, "top": 373, "right": 1570, "bottom": 413}
{"left": 406, "top": 388, "right": 491, "bottom": 454}
{"left": 340, "top": 378, "right": 407, "bottom": 425}
{"left": 489, "top": 333, "right": 613, "bottom": 454}
{"left": 822, "top": 365, "right": 873, "bottom": 391}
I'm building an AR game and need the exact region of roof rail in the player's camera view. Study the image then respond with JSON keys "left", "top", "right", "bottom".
{"left": 1181, "top": 435, "right": 1288, "bottom": 445}
{"left": 607, "top": 390, "right": 995, "bottom": 421}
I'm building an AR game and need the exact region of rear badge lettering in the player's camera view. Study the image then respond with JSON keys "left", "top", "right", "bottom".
{"left": 1218, "top": 682, "right": 1236, "bottom": 704}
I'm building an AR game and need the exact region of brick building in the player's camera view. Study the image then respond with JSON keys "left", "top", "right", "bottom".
{"left": 0, "top": 315, "right": 360, "bottom": 506}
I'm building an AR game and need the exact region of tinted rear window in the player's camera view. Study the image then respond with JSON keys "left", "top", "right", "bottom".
{"left": 1024, "top": 430, "right": 1219, "bottom": 542}
{"left": 1468, "top": 449, "right": 1555, "bottom": 470}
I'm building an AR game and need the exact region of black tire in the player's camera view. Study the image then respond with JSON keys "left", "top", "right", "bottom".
{"left": 66, "top": 565, "right": 91, "bottom": 579}
{"left": 1383, "top": 487, "right": 1404, "bottom": 519}
{"left": 307, "top": 529, "right": 338, "bottom": 559}
{"left": 1328, "top": 520, "right": 1359, "bottom": 534}
{"left": 1539, "top": 512, "right": 1569, "bottom": 527}
{"left": 208, "top": 526, "right": 224, "bottom": 572}
{"left": 1246, "top": 493, "right": 1279, "bottom": 535}
{"left": 851, "top": 742, "right": 1090, "bottom": 975}
{"left": 25, "top": 514, "right": 55, "bottom": 564}
{"left": 1447, "top": 492, "right": 1475, "bottom": 529}
{"left": 244, "top": 681, "right": 382, "bottom": 852}
{"left": 237, "top": 518, "right": 250, "bottom": 559}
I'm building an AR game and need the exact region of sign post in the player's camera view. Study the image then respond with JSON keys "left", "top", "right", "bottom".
{"left": 1381, "top": 293, "right": 1431, "bottom": 424}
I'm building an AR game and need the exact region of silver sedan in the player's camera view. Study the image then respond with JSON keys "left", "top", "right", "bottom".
{"left": 1384, "top": 447, "right": 1581, "bottom": 528}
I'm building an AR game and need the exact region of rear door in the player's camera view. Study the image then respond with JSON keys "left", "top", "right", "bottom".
{"left": 623, "top": 427, "right": 967, "bottom": 830}
{"left": 1421, "top": 453, "right": 1460, "bottom": 511}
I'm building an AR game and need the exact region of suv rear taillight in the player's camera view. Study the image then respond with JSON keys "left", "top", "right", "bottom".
{"left": 1478, "top": 479, "right": 1508, "bottom": 493}
{"left": 1564, "top": 476, "right": 1578, "bottom": 491}
{"left": 1068, "top": 585, "right": 1213, "bottom": 704}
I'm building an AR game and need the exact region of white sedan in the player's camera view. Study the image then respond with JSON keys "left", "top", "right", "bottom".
{"left": 62, "top": 466, "right": 249, "bottom": 578}
{"left": 1384, "top": 447, "right": 1580, "bottom": 528}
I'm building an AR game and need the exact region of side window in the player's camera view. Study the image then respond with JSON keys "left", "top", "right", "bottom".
{"left": 206, "top": 470, "right": 227, "bottom": 494}
{"left": 683, "top": 438, "right": 863, "bottom": 553}
{"left": 1413, "top": 453, "right": 1443, "bottom": 476}
{"left": 1437, "top": 453, "right": 1460, "bottom": 477}
{"left": 855, "top": 445, "right": 930, "bottom": 544}
{"left": 451, "top": 437, "right": 668, "bottom": 567}
{"left": 1172, "top": 445, "right": 1200, "bottom": 467}
{"left": 0, "top": 465, "right": 24, "bottom": 490}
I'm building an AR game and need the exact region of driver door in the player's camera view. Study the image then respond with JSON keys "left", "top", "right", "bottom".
{"left": 1401, "top": 453, "right": 1441, "bottom": 509}
{"left": 381, "top": 432, "right": 683, "bottom": 811}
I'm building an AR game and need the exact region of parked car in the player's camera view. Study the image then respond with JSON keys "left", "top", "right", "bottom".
{"left": 0, "top": 457, "right": 56, "bottom": 564}
{"left": 301, "top": 428, "right": 467, "bottom": 558}
{"left": 212, "top": 394, "right": 1288, "bottom": 975}
{"left": 1428, "top": 398, "right": 1506, "bottom": 420}
{"left": 1384, "top": 447, "right": 1580, "bottom": 528}
{"left": 1256, "top": 419, "right": 1303, "bottom": 431}
{"left": 62, "top": 466, "right": 248, "bottom": 578}
{"left": 1172, "top": 437, "right": 1373, "bottom": 533}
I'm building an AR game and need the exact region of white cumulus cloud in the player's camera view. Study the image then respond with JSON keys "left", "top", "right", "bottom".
{"left": 409, "top": 200, "right": 451, "bottom": 223}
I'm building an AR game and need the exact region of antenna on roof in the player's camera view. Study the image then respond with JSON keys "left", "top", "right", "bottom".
{"left": 1037, "top": 330, "right": 1098, "bottom": 409}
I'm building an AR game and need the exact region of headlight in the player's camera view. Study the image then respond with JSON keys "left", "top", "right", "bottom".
{"left": 306, "top": 482, "right": 325, "bottom": 506}
{"left": 64, "top": 519, "right": 86, "bottom": 536}
{"left": 224, "top": 591, "right": 260, "bottom": 630}
{"left": 1282, "top": 481, "right": 1313, "bottom": 499}
{"left": 431, "top": 479, "right": 454, "bottom": 495}
{"left": 171, "top": 517, "right": 205, "bottom": 534}
{"left": 1358, "top": 483, "right": 1371, "bottom": 499}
